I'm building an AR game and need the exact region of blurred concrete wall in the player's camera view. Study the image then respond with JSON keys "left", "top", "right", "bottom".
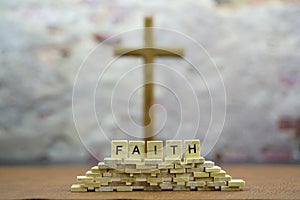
{"left": 0, "top": 0, "right": 299, "bottom": 164}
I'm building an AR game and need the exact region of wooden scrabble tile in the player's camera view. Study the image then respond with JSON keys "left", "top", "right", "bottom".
{"left": 120, "top": 173, "right": 132, "bottom": 178}
{"left": 107, "top": 164, "right": 119, "bottom": 169}
{"left": 108, "top": 169, "right": 123, "bottom": 174}
{"left": 159, "top": 169, "right": 169, "bottom": 173}
{"left": 134, "top": 174, "right": 148, "bottom": 178}
{"left": 164, "top": 158, "right": 181, "bottom": 164}
{"left": 124, "top": 158, "right": 142, "bottom": 164}
{"left": 98, "top": 162, "right": 117, "bottom": 169}
{"left": 144, "top": 158, "right": 163, "bottom": 165}
{"left": 102, "top": 172, "right": 112, "bottom": 177}
{"left": 144, "top": 186, "right": 161, "bottom": 191}
{"left": 111, "top": 177, "right": 121, "bottom": 182}
{"left": 140, "top": 169, "right": 160, "bottom": 174}
{"left": 98, "top": 162, "right": 107, "bottom": 168}
{"left": 170, "top": 168, "right": 186, "bottom": 173}
{"left": 207, "top": 181, "right": 226, "bottom": 187}
{"left": 71, "top": 184, "right": 87, "bottom": 192}
{"left": 186, "top": 181, "right": 205, "bottom": 187}
{"left": 109, "top": 182, "right": 120, "bottom": 187}
{"left": 84, "top": 181, "right": 100, "bottom": 187}
{"left": 221, "top": 186, "right": 240, "bottom": 191}
{"left": 123, "top": 164, "right": 135, "bottom": 170}
{"left": 77, "top": 176, "right": 93, "bottom": 181}
{"left": 173, "top": 177, "right": 189, "bottom": 182}
{"left": 187, "top": 167, "right": 205, "bottom": 172}
{"left": 158, "top": 173, "right": 172, "bottom": 178}
{"left": 193, "top": 172, "right": 210, "bottom": 178}
{"left": 87, "top": 187, "right": 95, "bottom": 191}
{"left": 133, "top": 182, "right": 148, "bottom": 186}
{"left": 162, "top": 177, "right": 173, "bottom": 182}
{"left": 136, "top": 177, "right": 147, "bottom": 182}
{"left": 85, "top": 170, "right": 101, "bottom": 177}
{"left": 91, "top": 167, "right": 106, "bottom": 174}
{"left": 173, "top": 185, "right": 190, "bottom": 191}
{"left": 158, "top": 163, "right": 174, "bottom": 169}
{"left": 104, "top": 157, "right": 122, "bottom": 164}
{"left": 132, "top": 185, "right": 145, "bottom": 190}
{"left": 129, "top": 141, "right": 145, "bottom": 159}
{"left": 151, "top": 173, "right": 158, "bottom": 177}
{"left": 199, "top": 160, "right": 215, "bottom": 168}
{"left": 228, "top": 179, "right": 245, "bottom": 187}
{"left": 160, "top": 182, "right": 175, "bottom": 187}
{"left": 197, "top": 186, "right": 216, "bottom": 191}
{"left": 136, "top": 163, "right": 156, "bottom": 170}
{"left": 215, "top": 175, "right": 232, "bottom": 182}
{"left": 141, "top": 169, "right": 160, "bottom": 174}
{"left": 120, "top": 177, "right": 136, "bottom": 182}
{"left": 111, "top": 140, "right": 128, "bottom": 159}
{"left": 124, "top": 168, "right": 141, "bottom": 174}
{"left": 114, "top": 164, "right": 125, "bottom": 169}
{"left": 174, "top": 164, "right": 184, "bottom": 169}
{"left": 160, "top": 186, "right": 173, "bottom": 191}
{"left": 210, "top": 170, "right": 226, "bottom": 177}
{"left": 160, "top": 182, "right": 174, "bottom": 190}
{"left": 147, "top": 141, "right": 163, "bottom": 159}
{"left": 100, "top": 182, "right": 109, "bottom": 187}
{"left": 91, "top": 166, "right": 100, "bottom": 172}
{"left": 205, "top": 166, "right": 221, "bottom": 172}
{"left": 95, "top": 186, "right": 113, "bottom": 192}
{"left": 177, "top": 163, "right": 193, "bottom": 169}
{"left": 95, "top": 177, "right": 112, "bottom": 183}
{"left": 184, "top": 140, "right": 200, "bottom": 159}
{"left": 194, "top": 177, "right": 214, "bottom": 182}
{"left": 116, "top": 186, "right": 133, "bottom": 192}
{"left": 186, "top": 157, "right": 205, "bottom": 164}
{"left": 166, "top": 140, "right": 182, "bottom": 159}
{"left": 177, "top": 182, "right": 186, "bottom": 186}
{"left": 147, "top": 177, "right": 163, "bottom": 183}
{"left": 176, "top": 173, "right": 191, "bottom": 178}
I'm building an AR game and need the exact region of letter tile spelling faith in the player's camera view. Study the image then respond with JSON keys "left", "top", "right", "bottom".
{"left": 129, "top": 141, "right": 145, "bottom": 159}
{"left": 165, "top": 140, "right": 182, "bottom": 160}
{"left": 184, "top": 140, "right": 200, "bottom": 160}
{"left": 147, "top": 140, "right": 163, "bottom": 159}
{"left": 71, "top": 139, "right": 245, "bottom": 192}
{"left": 112, "top": 140, "right": 128, "bottom": 160}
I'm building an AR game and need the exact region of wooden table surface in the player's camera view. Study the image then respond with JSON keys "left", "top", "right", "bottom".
{"left": 0, "top": 165, "right": 299, "bottom": 199}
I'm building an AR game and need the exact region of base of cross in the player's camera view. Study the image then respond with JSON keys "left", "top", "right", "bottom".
{"left": 71, "top": 140, "right": 245, "bottom": 192}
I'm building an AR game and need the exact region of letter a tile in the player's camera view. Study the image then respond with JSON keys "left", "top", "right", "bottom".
{"left": 129, "top": 141, "right": 145, "bottom": 159}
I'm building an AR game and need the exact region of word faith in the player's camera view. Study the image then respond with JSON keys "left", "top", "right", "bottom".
{"left": 111, "top": 140, "right": 201, "bottom": 160}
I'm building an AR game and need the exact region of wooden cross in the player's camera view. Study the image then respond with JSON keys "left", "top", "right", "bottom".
{"left": 114, "top": 16, "right": 184, "bottom": 141}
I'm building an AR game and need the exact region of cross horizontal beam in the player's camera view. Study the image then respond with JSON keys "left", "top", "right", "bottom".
{"left": 114, "top": 47, "right": 184, "bottom": 57}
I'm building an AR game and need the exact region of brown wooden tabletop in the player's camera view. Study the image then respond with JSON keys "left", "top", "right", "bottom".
{"left": 0, "top": 165, "right": 299, "bottom": 199}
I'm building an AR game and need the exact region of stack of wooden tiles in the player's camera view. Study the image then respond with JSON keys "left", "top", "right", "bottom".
{"left": 71, "top": 140, "right": 245, "bottom": 192}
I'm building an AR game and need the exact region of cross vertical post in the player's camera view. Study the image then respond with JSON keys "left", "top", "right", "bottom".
{"left": 144, "top": 17, "right": 155, "bottom": 141}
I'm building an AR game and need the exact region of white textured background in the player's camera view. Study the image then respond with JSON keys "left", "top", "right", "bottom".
{"left": 0, "top": 0, "right": 299, "bottom": 164}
